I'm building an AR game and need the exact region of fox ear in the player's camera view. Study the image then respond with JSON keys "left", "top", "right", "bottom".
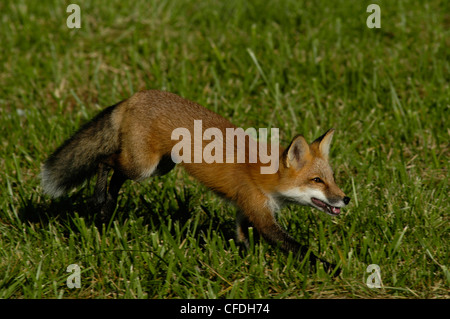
{"left": 312, "top": 128, "right": 335, "bottom": 158}
{"left": 284, "top": 134, "right": 310, "bottom": 169}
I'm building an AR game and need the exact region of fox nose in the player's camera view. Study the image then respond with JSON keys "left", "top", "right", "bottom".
{"left": 343, "top": 196, "right": 351, "bottom": 205}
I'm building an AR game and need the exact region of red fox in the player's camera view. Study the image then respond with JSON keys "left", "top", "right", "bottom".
{"left": 41, "top": 90, "right": 350, "bottom": 272}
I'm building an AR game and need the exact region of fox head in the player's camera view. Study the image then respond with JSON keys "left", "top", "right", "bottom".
{"left": 276, "top": 129, "right": 350, "bottom": 216}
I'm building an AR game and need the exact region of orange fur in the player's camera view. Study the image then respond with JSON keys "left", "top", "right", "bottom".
{"left": 42, "top": 90, "right": 350, "bottom": 273}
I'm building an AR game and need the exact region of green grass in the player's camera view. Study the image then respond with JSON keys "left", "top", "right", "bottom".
{"left": 0, "top": 0, "right": 448, "bottom": 298}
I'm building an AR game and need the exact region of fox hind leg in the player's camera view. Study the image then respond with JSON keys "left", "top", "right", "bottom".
{"left": 93, "top": 162, "right": 127, "bottom": 222}
{"left": 95, "top": 153, "right": 175, "bottom": 222}
{"left": 93, "top": 163, "right": 110, "bottom": 206}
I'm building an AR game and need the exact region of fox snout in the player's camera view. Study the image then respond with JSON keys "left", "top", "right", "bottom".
{"left": 311, "top": 193, "right": 350, "bottom": 216}
{"left": 305, "top": 182, "right": 350, "bottom": 216}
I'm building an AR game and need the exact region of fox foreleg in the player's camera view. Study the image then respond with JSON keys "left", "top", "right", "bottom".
{"left": 236, "top": 197, "right": 339, "bottom": 275}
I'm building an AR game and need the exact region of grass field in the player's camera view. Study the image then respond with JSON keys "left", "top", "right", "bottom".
{"left": 0, "top": 0, "right": 448, "bottom": 299}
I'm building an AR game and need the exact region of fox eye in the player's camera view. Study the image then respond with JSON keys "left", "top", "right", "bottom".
{"left": 312, "top": 177, "right": 324, "bottom": 183}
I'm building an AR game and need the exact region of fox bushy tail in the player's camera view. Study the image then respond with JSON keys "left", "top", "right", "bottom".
{"left": 41, "top": 103, "right": 121, "bottom": 197}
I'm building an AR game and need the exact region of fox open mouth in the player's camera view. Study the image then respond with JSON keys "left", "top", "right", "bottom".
{"left": 311, "top": 198, "right": 341, "bottom": 216}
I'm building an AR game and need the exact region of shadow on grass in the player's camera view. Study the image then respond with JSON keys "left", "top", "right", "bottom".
{"left": 19, "top": 189, "right": 93, "bottom": 223}
{"left": 18, "top": 185, "right": 338, "bottom": 276}
{"left": 18, "top": 184, "right": 237, "bottom": 246}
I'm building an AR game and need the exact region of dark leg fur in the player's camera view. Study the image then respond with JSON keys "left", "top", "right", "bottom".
{"left": 237, "top": 205, "right": 340, "bottom": 276}
{"left": 100, "top": 171, "right": 127, "bottom": 221}
{"left": 93, "top": 163, "right": 127, "bottom": 222}
{"left": 93, "top": 163, "right": 110, "bottom": 206}
{"left": 93, "top": 155, "right": 174, "bottom": 222}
